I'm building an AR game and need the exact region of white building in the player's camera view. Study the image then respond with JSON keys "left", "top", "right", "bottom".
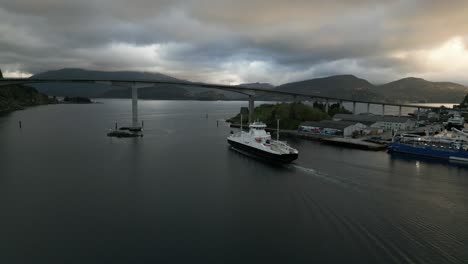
{"left": 333, "top": 114, "right": 416, "bottom": 132}
{"left": 299, "top": 120, "right": 367, "bottom": 137}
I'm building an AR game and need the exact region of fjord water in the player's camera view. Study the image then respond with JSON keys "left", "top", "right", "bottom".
{"left": 0, "top": 100, "right": 467, "bottom": 263}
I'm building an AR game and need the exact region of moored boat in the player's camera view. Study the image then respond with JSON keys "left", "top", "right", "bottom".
{"left": 443, "top": 113, "right": 465, "bottom": 129}
{"left": 388, "top": 134, "right": 468, "bottom": 162}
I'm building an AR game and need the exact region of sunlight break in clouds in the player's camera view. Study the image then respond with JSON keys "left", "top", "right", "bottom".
{"left": 2, "top": 70, "right": 33, "bottom": 78}
{"left": 428, "top": 37, "right": 468, "bottom": 71}
{"left": 390, "top": 36, "right": 468, "bottom": 82}
{"left": 2, "top": 1, "right": 468, "bottom": 84}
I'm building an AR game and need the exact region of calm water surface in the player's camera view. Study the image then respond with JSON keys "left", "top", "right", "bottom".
{"left": 0, "top": 99, "right": 467, "bottom": 263}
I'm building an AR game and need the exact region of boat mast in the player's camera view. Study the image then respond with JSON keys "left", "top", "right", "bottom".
{"left": 240, "top": 114, "right": 243, "bottom": 141}
{"left": 240, "top": 114, "right": 243, "bottom": 131}
{"left": 277, "top": 119, "right": 280, "bottom": 141}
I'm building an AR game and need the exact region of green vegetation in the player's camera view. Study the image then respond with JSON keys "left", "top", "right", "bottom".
{"left": 63, "top": 96, "right": 92, "bottom": 103}
{"left": 0, "top": 84, "right": 56, "bottom": 113}
{"left": 460, "top": 93, "right": 468, "bottom": 107}
{"left": 228, "top": 102, "right": 351, "bottom": 130}
{"left": 312, "top": 102, "right": 352, "bottom": 117}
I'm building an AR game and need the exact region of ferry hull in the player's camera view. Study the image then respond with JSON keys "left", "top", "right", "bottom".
{"left": 228, "top": 139, "right": 298, "bottom": 163}
{"left": 388, "top": 143, "right": 468, "bottom": 161}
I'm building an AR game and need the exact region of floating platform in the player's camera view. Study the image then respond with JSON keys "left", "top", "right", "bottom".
{"left": 323, "top": 137, "right": 388, "bottom": 151}
{"left": 107, "top": 127, "right": 143, "bottom": 138}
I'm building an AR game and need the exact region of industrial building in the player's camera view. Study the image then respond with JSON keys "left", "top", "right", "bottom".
{"left": 299, "top": 120, "right": 367, "bottom": 137}
{"left": 333, "top": 114, "right": 416, "bottom": 131}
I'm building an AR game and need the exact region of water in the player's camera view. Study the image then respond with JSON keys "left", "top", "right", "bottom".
{"left": 0, "top": 99, "right": 467, "bottom": 263}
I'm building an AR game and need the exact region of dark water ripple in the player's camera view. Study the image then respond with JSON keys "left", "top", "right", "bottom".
{"left": 0, "top": 99, "right": 467, "bottom": 263}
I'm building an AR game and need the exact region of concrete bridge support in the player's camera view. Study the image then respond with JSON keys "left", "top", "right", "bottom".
{"left": 417, "top": 107, "right": 420, "bottom": 121}
{"left": 367, "top": 103, "right": 370, "bottom": 114}
{"left": 132, "top": 86, "right": 138, "bottom": 128}
{"left": 382, "top": 104, "right": 385, "bottom": 117}
{"left": 352, "top": 102, "right": 356, "bottom": 114}
{"left": 248, "top": 95, "right": 255, "bottom": 124}
{"left": 325, "top": 99, "right": 329, "bottom": 113}
{"left": 398, "top": 106, "right": 402, "bottom": 117}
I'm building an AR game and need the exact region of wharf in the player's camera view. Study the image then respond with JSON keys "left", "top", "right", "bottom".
{"left": 229, "top": 123, "right": 388, "bottom": 150}
{"left": 323, "top": 137, "right": 388, "bottom": 150}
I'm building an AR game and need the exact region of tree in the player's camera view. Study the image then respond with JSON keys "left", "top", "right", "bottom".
{"left": 461, "top": 94, "right": 468, "bottom": 107}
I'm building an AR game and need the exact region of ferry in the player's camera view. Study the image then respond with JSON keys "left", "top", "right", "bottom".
{"left": 388, "top": 134, "right": 468, "bottom": 162}
{"left": 227, "top": 122, "right": 299, "bottom": 163}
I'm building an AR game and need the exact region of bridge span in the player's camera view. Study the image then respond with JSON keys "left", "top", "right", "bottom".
{"left": 0, "top": 78, "right": 462, "bottom": 127}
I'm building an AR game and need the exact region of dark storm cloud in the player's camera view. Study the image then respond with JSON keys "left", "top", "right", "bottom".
{"left": 1, "top": 0, "right": 468, "bottom": 84}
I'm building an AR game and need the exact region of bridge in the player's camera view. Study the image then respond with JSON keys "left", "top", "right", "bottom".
{"left": 0, "top": 77, "right": 461, "bottom": 128}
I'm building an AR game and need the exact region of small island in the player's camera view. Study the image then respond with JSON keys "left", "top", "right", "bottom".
{"left": 227, "top": 102, "right": 351, "bottom": 130}
{"left": 62, "top": 96, "right": 93, "bottom": 104}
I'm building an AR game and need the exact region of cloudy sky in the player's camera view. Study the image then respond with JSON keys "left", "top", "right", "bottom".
{"left": 1, "top": 0, "right": 468, "bottom": 85}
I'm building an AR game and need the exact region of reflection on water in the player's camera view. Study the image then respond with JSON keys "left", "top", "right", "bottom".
{"left": 0, "top": 99, "right": 467, "bottom": 263}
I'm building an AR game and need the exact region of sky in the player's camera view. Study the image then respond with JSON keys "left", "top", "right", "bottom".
{"left": 1, "top": 0, "right": 468, "bottom": 85}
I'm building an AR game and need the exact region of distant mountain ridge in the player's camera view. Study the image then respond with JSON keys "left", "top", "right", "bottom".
{"left": 237, "top": 82, "right": 275, "bottom": 90}
{"left": 30, "top": 68, "right": 248, "bottom": 100}
{"left": 28, "top": 69, "right": 468, "bottom": 103}
{"left": 274, "top": 75, "right": 379, "bottom": 101}
{"left": 375, "top": 77, "right": 468, "bottom": 103}
{"left": 32, "top": 68, "right": 181, "bottom": 82}
{"left": 274, "top": 75, "right": 468, "bottom": 103}
{"left": 30, "top": 68, "right": 188, "bottom": 98}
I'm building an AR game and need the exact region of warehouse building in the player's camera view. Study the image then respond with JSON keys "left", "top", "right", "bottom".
{"left": 333, "top": 114, "right": 416, "bottom": 131}
{"left": 299, "top": 120, "right": 367, "bottom": 137}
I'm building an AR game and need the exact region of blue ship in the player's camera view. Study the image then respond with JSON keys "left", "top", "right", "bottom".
{"left": 388, "top": 134, "right": 468, "bottom": 162}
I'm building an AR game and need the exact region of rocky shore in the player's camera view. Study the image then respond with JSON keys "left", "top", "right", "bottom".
{"left": 0, "top": 84, "right": 57, "bottom": 114}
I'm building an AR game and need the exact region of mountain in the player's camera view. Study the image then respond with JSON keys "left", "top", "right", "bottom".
{"left": 375, "top": 77, "right": 468, "bottom": 103}
{"left": 274, "top": 75, "right": 380, "bottom": 101}
{"left": 238, "top": 82, "right": 275, "bottom": 90}
{"left": 30, "top": 68, "right": 237, "bottom": 100}
{"left": 27, "top": 69, "right": 468, "bottom": 103}
{"left": 30, "top": 68, "right": 188, "bottom": 98}
{"left": 32, "top": 68, "right": 181, "bottom": 82}
{"left": 273, "top": 75, "right": 468, "bottom": 103}
{"left": 99, "top": 85, "right": 191, "bottom": 100}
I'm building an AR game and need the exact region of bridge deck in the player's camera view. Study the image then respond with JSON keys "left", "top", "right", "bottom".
{"left": 0, "top": 78, "right": 463, "bottom": 111}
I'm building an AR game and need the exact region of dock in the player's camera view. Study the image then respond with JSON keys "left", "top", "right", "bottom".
{"left": 322, "top": 137, "right": 388, "bottom": 150}
{"left": 230, "top": 124, "right": 388, "bottom": 150}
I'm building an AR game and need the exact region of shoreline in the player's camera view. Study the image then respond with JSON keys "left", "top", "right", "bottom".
{"left": 229, "top": 123, "right": 388, "bottom": 151}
